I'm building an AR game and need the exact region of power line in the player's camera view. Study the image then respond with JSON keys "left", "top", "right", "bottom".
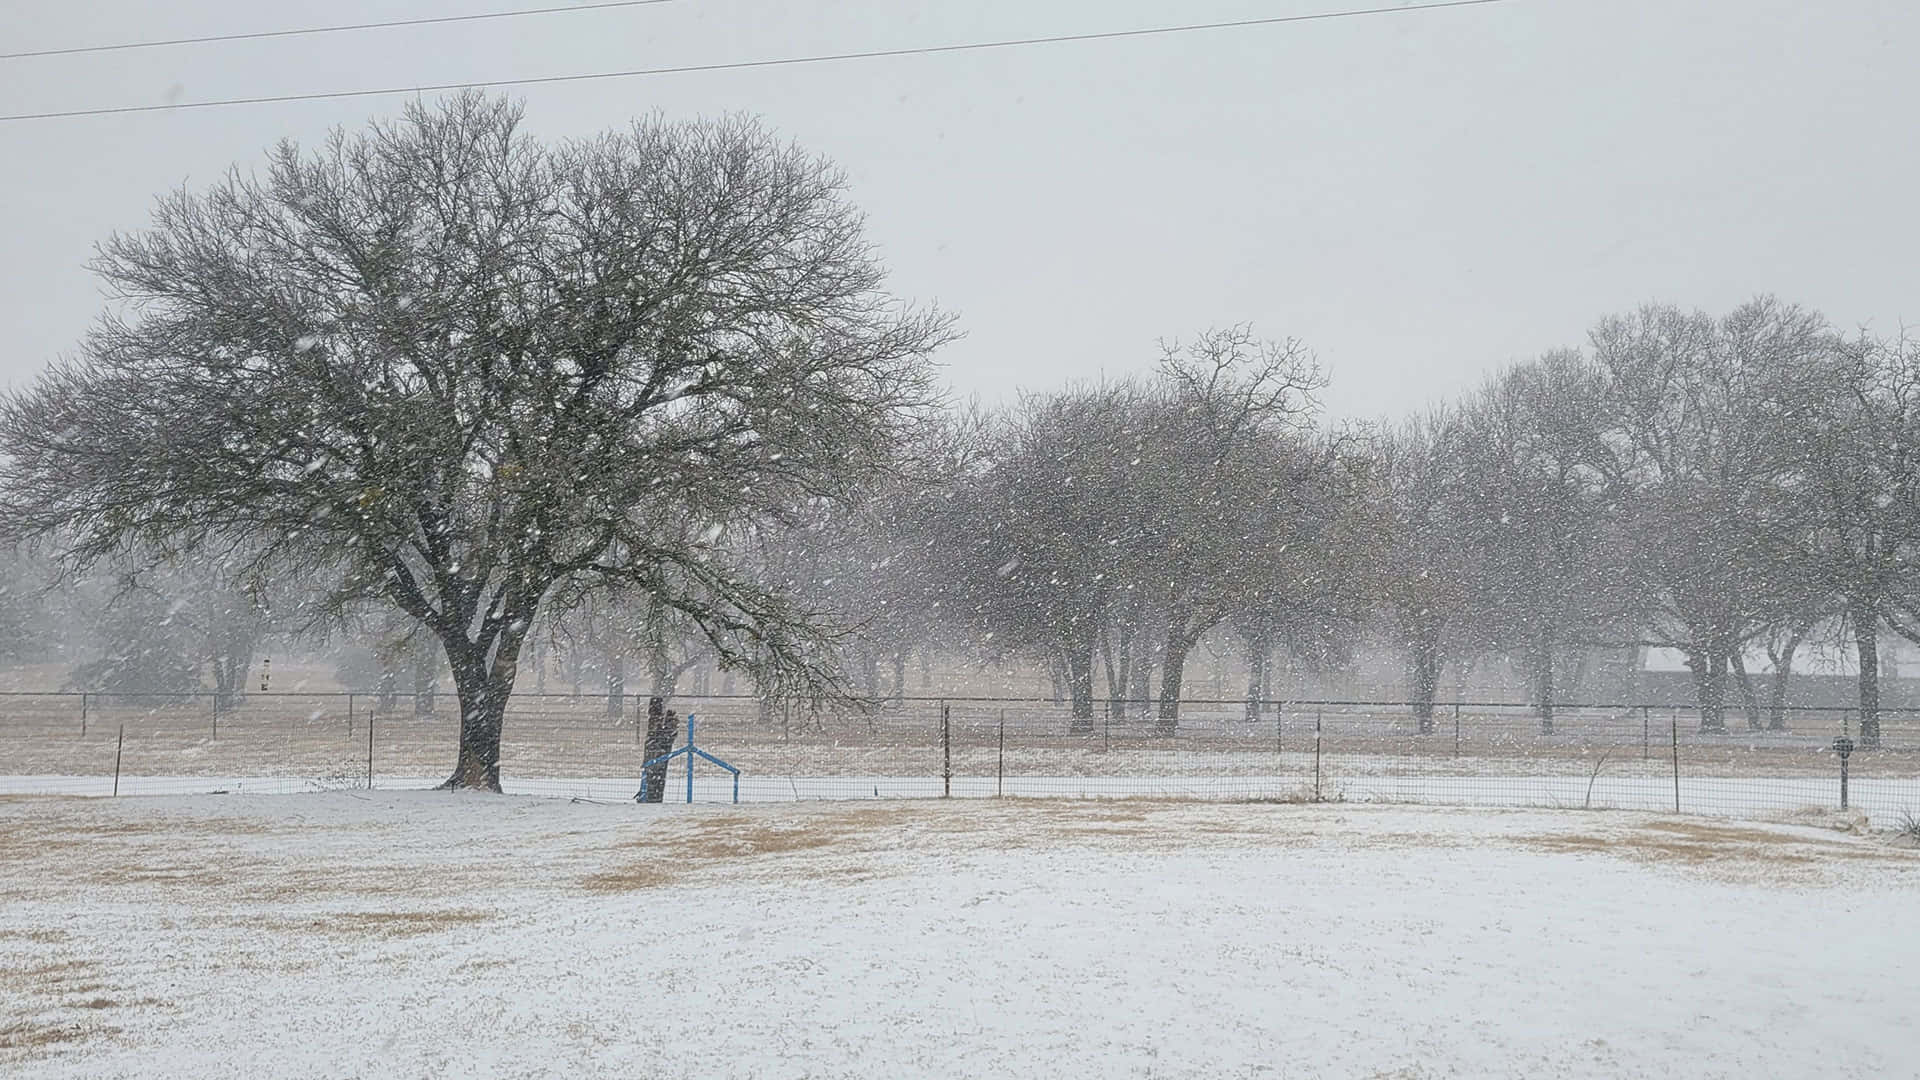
{"left": 0, "top": 0, "right": 1512, "bottom": 124}
{"left": 1, "top": 1, "right": 678, "bottom": 62}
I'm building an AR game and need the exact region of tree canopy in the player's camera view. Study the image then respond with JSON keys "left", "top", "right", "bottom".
{"left": 0, "top": 93, "right": 952, "bottom": 788}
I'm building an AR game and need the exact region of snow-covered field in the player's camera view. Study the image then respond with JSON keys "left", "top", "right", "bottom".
{"left": 4, "top": 792, "right": 1917, "bottom": 1079}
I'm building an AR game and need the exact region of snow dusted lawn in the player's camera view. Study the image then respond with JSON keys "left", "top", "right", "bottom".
{"left": 3, "top": 794, "right": 1917, "bottom": 1079}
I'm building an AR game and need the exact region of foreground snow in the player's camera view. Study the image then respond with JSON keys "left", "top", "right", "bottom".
{"left": 3, "top": 793, "right": 1917, "bottom": 1079}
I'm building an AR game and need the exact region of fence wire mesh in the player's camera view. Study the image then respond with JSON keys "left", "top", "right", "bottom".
{"left": 4, "top": 692, "right": 1916, "bottom": 823}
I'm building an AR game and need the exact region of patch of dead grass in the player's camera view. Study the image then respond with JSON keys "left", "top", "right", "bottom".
{"left": 584, "top": 807, "right": 919, "bottom": 892}
{"left": 0, "top": 1019, "right": 103, "bottom": 1051}
{"left": 202, "top": 908, "right": 496, "bottom": 939}
{"left": 1515, "top": 818, "right": 1919, "bottom": 877}
{"left": 235, "top": 866, "right": 483, "bottom": 904}
{"left": 0, "top": 958, "right": 103, "bottom": 997}
{"left": 0, "top": 928, "right": 68, "bottom": 944}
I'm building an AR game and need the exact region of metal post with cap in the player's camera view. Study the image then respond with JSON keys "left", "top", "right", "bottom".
{"left": 1833, "top": 735, "right": 1856, "bottom": 810}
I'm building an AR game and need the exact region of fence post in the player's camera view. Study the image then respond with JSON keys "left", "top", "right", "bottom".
{"left": 367, "top": 709, "right": 376, "bottom": 791}
{"left": 80, "top": 692, "right": 88, "bottom": 738}
{"left": 997, "top": 708, "right": 1005, "bottom": 798}
{"left": 211, "top": 692, "right": 218, "bottom": 741}
{"left": 1641, "top": 704, "right": 1650, "bottom": 761}
{"left": 941, "top": 702, "right": 951, "bottom": 799}
{"left": 1313, "top": 709, "right": 1323, "bottom": 802}
{"left": 1670, "top": 712, "right": 1681, "bottom": 814}
{"left": 1453, "top": 703, "right": 1461, "bottom": 758}
{"left": 112, "top": 724, "right": 124, "bottom": 797}
{"left": 1274, "top": 704, "right": 1283, "bottom": 757}
{"left": 1836, "top": 738, "right": 1853, "bottom": 810}
{"left": 347, "top": 693, "right": 354, "bottom": 739}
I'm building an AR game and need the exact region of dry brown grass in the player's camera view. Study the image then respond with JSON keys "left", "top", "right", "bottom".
{"left": 1515, "top": 818, "right": 1920, "bottom": 881}
{"left": 1, "top": 810, "right": 283, "bottom": 901}
{"left": 0, "top": 1019, "right": 102, "bottom": 1051}
{"left": 581, "top": 799, "right": 1368, "bottom": 887}
{"left": 208, "top": 908, "right": 499, "bottom": 939}
{"left": 583, "top": 807, "right": 914, "bottom": 892}
{"left": 0, "top": 927, "right": 67, "bottom": 944}
{"left": 0, "top": 958, "right": 106, "bottom": 998}
{"left": 0, "top": 954, "right": 144, "bottom": 1064}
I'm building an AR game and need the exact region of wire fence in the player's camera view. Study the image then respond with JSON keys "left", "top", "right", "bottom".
{"left": 4, "top": 691, "right": 1918, "bottom": 823}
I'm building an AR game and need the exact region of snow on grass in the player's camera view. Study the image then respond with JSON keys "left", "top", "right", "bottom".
{"left": 3, "top": 793, "right": 1918, "bottom": 1078}
{"left": 8, "top": 767, "right": 1913, "bottom": 824}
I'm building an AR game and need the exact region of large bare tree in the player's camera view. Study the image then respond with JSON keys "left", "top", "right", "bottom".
{"left": 0, "top": 93, "right": 950, "bottom": 790}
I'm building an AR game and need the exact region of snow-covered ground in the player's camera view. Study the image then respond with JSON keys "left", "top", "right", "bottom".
{"left": 4, "top": 792, "right": 1917, "bottom": 1079}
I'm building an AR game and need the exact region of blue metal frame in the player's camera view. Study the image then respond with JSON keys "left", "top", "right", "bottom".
{"left": 634, "top": 715, "right": 741, "bottom": 804}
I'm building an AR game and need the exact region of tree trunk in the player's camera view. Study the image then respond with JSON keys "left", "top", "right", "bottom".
{"left": 378, "top": 661, "right": 399, "bottom": 712}
{"left": 1104, "top": 624, "right": 1135, "bottom": 720}
{"left": 439, "top": 631, "right": 529, "bottom": 793}
{"left": 605, "top": 652, "right": 625, "bottom": 719}
{"left": 1854, "top": 604, "right": 1881, "bottom": 749}
{"left": 1409, "top": 630, "right": 1440, "bottom": 735}
{"left": 1244, "top": 633, "right": 1269, "bottom": 721}
{"left": 646, "top": 602, "right": 674, "bottom": 700}
{"left": 756, "top": 675, "right": 776, "bottom": 727}
{"left": 638, "top": 696, "right": 682, "bottom": 803}
{"left": 1064, "top": 646, "right": 1096, "bottom": 731}
{"left": 1764, "top": 629, "right": 1803, "bottom": 731}
{"left": 1728, "top": 650, "right": 1762, "bottom": 732}
{"left": 211, "top": 650, "right": 241, "bottom": 713}
{"left": 1534, "top": 624, "right": 1556, "bottom": 736}
{"left": 1693, "top": 645, "right": 1727, "bottom": 734}
{"left": 919, "top": 648, "right": 933, "bottom": 689}
{"left": 1153, "top": 633, "right": 1192, "bottom": 736}
{"left": 1048, "top": 655, "right": 1066, "bottom": 706}
{"left": 412, "top": 643, "right": 436, "bottom": 716}
{"left": 1129, "top": 643, "right": 1155, "bottom": 723}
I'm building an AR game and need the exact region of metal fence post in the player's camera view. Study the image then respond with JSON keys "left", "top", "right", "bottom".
{"left": 112, "top": 724, "right": 124, "bottom": 797}
{"left": 367, "top": 709, "right": 376, "bottom": 791}
{"left": 1641, "top": 704, "right": 1650, "bottom": 761}
{"left": 347, "top": 693, "right": 354, "bottom": 739}
{"left": 941, "top": 702, "right": 951, "bottom": 798}
{"left": 1670, "top": 712, "right": 1681, "bottom": 814}
{"left": 1839, "top": 745, "right": 1852, "bottom": 810}
{"left": 1314, "top": 709, "right": 1323, "bottom": 802}
{"left": 1453, "top": 703, "right": 1461, "bottom": 758}
{"left": 80, "top": 692, "right": 88, "bottom": 738}
{"left": 997, "top": 708, "right": 1005, "bottom": 798}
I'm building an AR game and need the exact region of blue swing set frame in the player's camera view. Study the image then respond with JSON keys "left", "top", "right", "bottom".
{"left": 634, "top": 715, "right": 741, "bottom": 804}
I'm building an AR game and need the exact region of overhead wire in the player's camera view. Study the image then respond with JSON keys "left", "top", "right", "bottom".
{"left": 0, "top": 1, "right": 678, "bottom": 62}
{"left": 0, "top": 0, "right": 1513, "bottom": 124}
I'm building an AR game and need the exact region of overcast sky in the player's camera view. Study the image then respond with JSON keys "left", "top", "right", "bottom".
{"left": 2, "top": 0, "right": 1916, "bottom": 421}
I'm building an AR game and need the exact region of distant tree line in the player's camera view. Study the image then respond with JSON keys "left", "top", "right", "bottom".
{"left": 778, "top": 298, "right": 1919, "bottom": 748}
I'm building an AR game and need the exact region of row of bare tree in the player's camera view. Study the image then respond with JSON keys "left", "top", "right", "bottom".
{"left": 3, "top": 95, "right": 1914, "bottom": 797}
{"left": 757, "top": 300, "right": 1919, "bottom": 748}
